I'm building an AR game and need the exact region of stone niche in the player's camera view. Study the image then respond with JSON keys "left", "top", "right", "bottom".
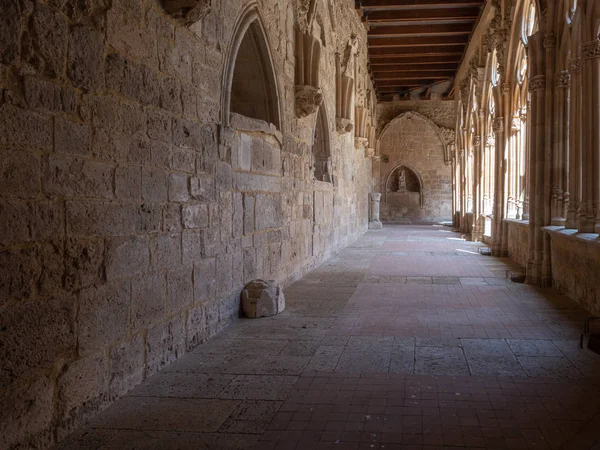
{"left": 383, "top": 165, "right": 423, "bottom": 220}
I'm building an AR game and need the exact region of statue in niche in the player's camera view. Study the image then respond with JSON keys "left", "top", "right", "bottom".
{"left": 397, "top": 169, "right": 406, "bottom": 192}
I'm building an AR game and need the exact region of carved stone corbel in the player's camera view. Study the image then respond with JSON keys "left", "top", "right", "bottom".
{"left": 162, "top": 0, "right": 210, "bottom": 26}
{"left": 295, "top": 29, "right": 323, "bottom": 118}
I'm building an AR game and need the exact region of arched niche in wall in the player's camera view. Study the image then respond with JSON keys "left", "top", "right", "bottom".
{"left": 384, "top": 164, "right": 424, "bottom": 209}
{"left": 221, "top": 4, "right": 281, "bottom": 130}
{"left": 312, "top": 104, "right": 333, "bottom": 183}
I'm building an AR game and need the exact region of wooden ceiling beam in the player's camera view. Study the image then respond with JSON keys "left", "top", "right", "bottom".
{"left": 368, "top": 23, "right": 473, "bottom": 36}
{"left": 359, "top": 0, "right": 483, "bottom": 8}
{"left": 368, "top": 55, "right": 461, "bottom": 65}
{"left": 368, "top": 45, "right": 465, "bottom": 56}
{"left": 376, "top": 79, "right": 441, "bottom": 86}
{"left": 370, "top": 64, "right": 458, "bottom": 71}
{"left": 368, "top": 35, "right": 468, "bottom": 47}
{"left": 365, "top": 7, "right": 480, "bottom": 22}
{"left": 373, "top": 70, "right": 454, "bottom": 79}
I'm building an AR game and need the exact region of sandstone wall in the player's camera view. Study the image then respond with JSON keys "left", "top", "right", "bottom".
{"left": 505, "top": 219, "right": 529, "bottom": 269}
{"left": 376, "top": 107, "right": 453, "bottom": 223}
{"left": 0, "top": 0, "right": 373, "bottom": 448}
{"left": 546, "top": 229, "right": 600, "bottom": 316}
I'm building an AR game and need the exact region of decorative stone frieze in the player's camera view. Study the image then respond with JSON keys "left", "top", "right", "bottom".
{"left": 582, "top": 39, "right": 600, "bottom": 59}
{"left": 556, "top": 71, "right": 570, "bottom": 87}
{"left": 162, "top": 0, "right": 211, "bottom": 25}
{"left": 493, "top": 117, "right": 504, "bottom": 133}
{"left": 529, "top": 75, "right": 546, "bottom": 92}
{"left": 295, "top": 30, "right": 323, "bottom": 118}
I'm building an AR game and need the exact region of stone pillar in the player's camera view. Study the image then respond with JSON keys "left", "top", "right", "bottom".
{"left": 582, "top": 39, "right": 600, "bottom": 233}
{"left": 369, "top": 193, "right": 383, "bottom": 229}
{"left": 491, "top": 116, "right": 505, "bottom": 256}
{"left": 554, "top": 70, "right": 570, "bottom": 225}
{"left": 566, "top": 57, "right": 581, "bottom": 229}
{"left": 472, "top": 134, "right": 483, "bottom": 241}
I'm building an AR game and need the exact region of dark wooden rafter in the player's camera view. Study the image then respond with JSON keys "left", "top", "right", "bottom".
{"left": 355, "top": 0, "right": 484, "bottom": 100}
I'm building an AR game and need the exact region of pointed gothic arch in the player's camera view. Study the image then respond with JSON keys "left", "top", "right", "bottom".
{"left": 221, "top": 4, "right": 282, "bottom": 129}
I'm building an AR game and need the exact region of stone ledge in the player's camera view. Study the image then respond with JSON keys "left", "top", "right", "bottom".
{"left": 543, "top": 226, "right": 600, "bottom": 255}
{"left": 229, "top": 113, "right": 283, "bottom": 145}
{"left": 504, "top": 218, "right": 529, "bottom": 228}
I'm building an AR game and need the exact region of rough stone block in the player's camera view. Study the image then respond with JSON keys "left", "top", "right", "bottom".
{"left": 243, "top": 195, "right": 255, "bottom": 235}
{"left": 0, "top": 200, "right": 30, "bottom": 245}
{"left": 66, "top": 201, "right": 137, "bottom": 237}
{"left": 150, "top": 140, "right": 171, "bottom": 168}
{"left": 150, "top": 233, "right": 181, "bottom": 269}
{"left": 182, "top": 231, "right": 203, "bottom": 265}
{"left": 24, "top": 76, "right": 77, "bottom": 114}
{"left": 147, "top": 108, "right": 172, "bottom": 142}
{"left": 137, "top": 202, "right": 161, "bottom": 233}
{"left": 79, "top": 280, "right": 130, "bottom": 354}
{"left": 0, "top": 377, "right": 54, "bottom": 450}
{"left": 142, "top": 167, "right": 169, "bottom": 203}
{"left": 160, "top": 76, "right": 182, "bottom": 114}
{"left": 64, "top": 238, "right": 104, "bottom": 291}
{"left": 109, "top": 333, "right": 144, "bottom": 399}
{"left": 168, "top": 173, "right": 189, "bottom": 202}
{"left": 171, "top": 148, "right": 196, "bottom": 174}
{"left": 0, "top": 246, "right": 40, "bottom": 300}
{"left": 115, "top": 165, "right": 141, "bottom": 200}
{"left": 43, "top": 155, "right": 113, "bottom": 199}
{"left": 0, "top": 296, "right": 75, "bottom": 386}
{"left": 119, "top": 102, "right": 146, "bottom": 135}
{"left": 105, "top": 235, "right": 149, "bottom": 280}
{"left": 241, "top": 280, "right": 285, "bottom": 318}
{"left": 57, "top": 353, "right": 108, "bottom": 433}
{"left": 255, "top": 194, "right": 283, "bottom": 230}
{"left": 190, "top": 175, "right": 215, "bottom": 202}
{"left": 0, "top": 0, "right": 21, "bottom": 65}
{"left": 131, "top": 272, "right": 166, "bottom": 332}
{"left": 31, "top": 4, "right": 68, "bottom": 77}
{"left": 173, "top": 117, "right": 201, "bottom": 149}
{"left": 163, "top": 203, "right": 182, "bottom": 232}
{"left": 0, "top": 104, "right": 53, "bottom": 150}
{"left": 182, "top": 203, "right": 209, "bottom": 229}
{"left": 145, "top": 314, "right": 186, "bottom": 377}
{"left": 55, "top": 117, "right": 90, "bottom": 156}
{"left": 0, "top": 150, "right": 41, "bottom": 199}
{"left": 186, "top": 305, "right": 205, "bottom": 349}
{"left": 167, "top": 267, "right": 193, "bottom": 314}
{"left": 216, "top": 252, "right": 233, "bottom": 296}
{"left": 68, "top": 26, "right": 105, "bottom": 91}
{"left": 233, "top": 193, "right": 243, "bottom": 238}
{"left": 193, "top": 257, "right": 216, "bottom": 303}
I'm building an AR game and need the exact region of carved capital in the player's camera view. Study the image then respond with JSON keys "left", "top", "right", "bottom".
{"left": 556, "top": 70, "right": 570, "bottom": 88}
{"left": 493, "top": 117, "right": 504, "bottom": 133}
{"left": 365, "top": 148, "right": 375, "bottom": 158}
{"left": 354, "top": 137, "right": 368, "bottom": 150}
{"left": 473, "top": 135, "right": 481, "bottom": 146}
{"left": 511, "top": 117, "right": 521, "bottom": 133}
{"left": 295, "top": 85, "right": 323, "bottom": 118}
{"left": 529, "top": 75, "right": 546, "bottom": 92}
{"left": 336, "top": 118, "right": 353, "bottom": 134}
{"left": 582, "top": 39, "right": 600, "bottom": 59}
{"left": 162, "top": 0, "right": 210, "bottom": 25}
{"left": 569, "top": 57, "right": 581, "bottom": 74}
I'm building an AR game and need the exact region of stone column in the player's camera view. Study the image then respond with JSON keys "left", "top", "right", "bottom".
{"left": 369, "top": 193, "right": 383, "bottom": 229}
{"left": 472, "top": 134, "right": 483, "bottom": 241}
{"left": 566, "top": 57, "right": 581, "bottom": 229}
{"left": 555, "top": 70, "right": 570, "bottom": 224}
{"left": 582, "top": 39, "right": 600, "bottom": 233}
{"left": 491, "top": 116, "right": 505, "bottom": 256}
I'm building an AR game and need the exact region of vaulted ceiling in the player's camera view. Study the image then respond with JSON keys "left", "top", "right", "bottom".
{"left": 355, "top": 0, "right": 485, "bottom": 101}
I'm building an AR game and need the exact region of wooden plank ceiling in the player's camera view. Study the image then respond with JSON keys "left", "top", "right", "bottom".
{"left": 355, "top": 0, "right": 485, "bottom": 100}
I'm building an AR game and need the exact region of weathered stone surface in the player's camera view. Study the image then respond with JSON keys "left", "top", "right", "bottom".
{"left": 105, "top": 235, "right": 149, "bottom": 280}
{"left": 55, "top": 117, "right": 90, "bottom": 156}
{"left": 0, "top": 104, "right": 53, "bottom": 150}
{"left": 68, "top": 26, "right": 105, "bottom": 91}
{"left": 30, "top": 3, "right": 68, "bottom": 77}
{"left": 182, "top": 203, "right": 209, "bottom": 229}
{"left": 79, "top": 280, "right": 130, "bottom": 354}
{"left": 132, "top": 271, "right": 166, "bottom": 331}
{"left": 0, "top": 0, "right": 21, "bottom": 65}
{"left": 168, "top": 173, "right": 189, "bottom": 202}
{"left": 150, "top": 233, "right": 181, "bottom": 269}
{"left": 109, "top": 334, "right": 144, "bottom": 398}
{"left": 64, "top": 238, "right": 104, "bottom": 290}
{"left": 240, "top": 280, "right": 285, "bottom": 318}
{"left": 0, "top": 296, "right": 75, "bottom": 386}
{"left": 43, "top": 155, "right": 113, "bottom": 199}
{"left": 0, "top": 150, "right": 41, "bottom": 199}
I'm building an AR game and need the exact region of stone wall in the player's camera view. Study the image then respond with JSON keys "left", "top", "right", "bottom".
{"left": 0, "top": 0, "right": 373, "bottom": 448}
{"left": 376, "top": 105, "right": 453, "bottom": 223}
{"left": 505, "top": 219, "right": 529, "bottom": 269}
{"left": 546, "top": 229, "right": 600, "bottom": 315}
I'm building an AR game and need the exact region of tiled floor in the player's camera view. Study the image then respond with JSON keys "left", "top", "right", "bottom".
{"left": 55, "top": 225, "right": 600, "bottom": 450}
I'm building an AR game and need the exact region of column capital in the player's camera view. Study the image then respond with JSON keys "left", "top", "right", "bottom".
{"left": 582, "top": 39, "right": 600, "bottom": 59}
{"left": 473, "top": 135, "right": 481, "bottom": 146}
{"left": 511, "top": 117, "right": 521, "bottom": 133}
{"left": 556, "top": 70, "right": 570, "bottom": 87}
{"left": 529, "top": 75, "right": 546, "bottom": 92}
{"left": 493, "top": 117, "right": 504, "bottom": 133}
{"left": 569, "top": 57, "right": 581, "bottom": 73}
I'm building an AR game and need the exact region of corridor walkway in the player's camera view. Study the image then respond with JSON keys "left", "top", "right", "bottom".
{"left": 56, "top": 225, "right": 600, "bottom": 450}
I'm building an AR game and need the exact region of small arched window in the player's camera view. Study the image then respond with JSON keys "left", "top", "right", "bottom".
{"left": 522, "top": 1, "right": 538, "bottom": 44}
{"left": 229, "top": 20, "right": 280, "bottom": 128}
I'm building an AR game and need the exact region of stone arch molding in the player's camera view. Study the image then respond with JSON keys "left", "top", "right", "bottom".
{"left": 379, "top": 111, "right": 455, "bottom": 164}
{"left": 220, "top": 3, "right": 283, "bottom": 130}
{"left": 383, "top": 163, "right": 425, "bottom": 209}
